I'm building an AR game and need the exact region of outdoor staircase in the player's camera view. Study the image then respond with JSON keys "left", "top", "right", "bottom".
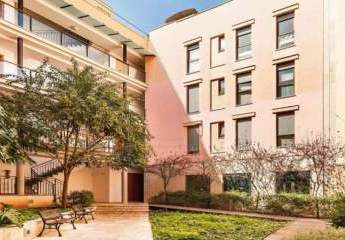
{"left": 25, "top": 159, "right": 64, "bottom": 200}
{"left": 93, "top": 203, "right": 149, "bottom": 215}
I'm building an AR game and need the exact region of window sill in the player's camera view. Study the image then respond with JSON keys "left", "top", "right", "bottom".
{"left": 188, "top": 111, "right": 200, "bottom": 115}
{"left": 210, "top": 64, "right": 226, "bottom": 69}
{"left": 236, "top": 103, "right": 253, "bottom": 107}
{"left": 186, "top": 71, "right": 200, "bottom": 75}
{"left": 276, "top": 95, "right": 296, "bottom": 100}
{"left": 210, "top": 107, "right": 226, "bottom": 112}
{"left": 276, "top": 45, "right": 296, "bottom": 52}
{"left": 236, "top": 56, "right": 253, "bottom": 62}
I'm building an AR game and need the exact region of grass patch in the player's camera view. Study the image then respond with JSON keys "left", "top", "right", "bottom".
{"left": 150, "top": 211, "right": 286, "bottom": 240}
{"left": 291, "top": 229, "right": 345, "bottom": 240}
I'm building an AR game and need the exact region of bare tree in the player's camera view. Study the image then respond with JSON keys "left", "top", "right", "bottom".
{"left": 190, "top": 155, "right": 222, "bottom": 193}
{"left": 221, "top": 144, "right": 289, "bottom": 209}
{"left": 286, "top": 136, "right": 345, "bottom": 217}
{"left": 145, "top": 153, "right": 191, "bottom": 202}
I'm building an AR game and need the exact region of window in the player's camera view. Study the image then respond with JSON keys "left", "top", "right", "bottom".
{"left": 211, "top": 79, "right": 226, "bottom": 110}
{"left": 277, "top": 62, "right": 295, "bottom": 98}
{"left": 210, "top": 122, "right": 225, "bottom": 153}
{"left": 276, "top": 171, "right": 310, "bottom": 194}
{"left": 236, "top": 118, "right": 252, "bottom": 150}
{"left": 277, "top": 13, "right": 295, "bottom": 49}
{"left": 62, "top": 33, "right": 87, "bottom": 56}
{"left": 31, "top": 18, "right": 62, "bottom": 45}
{"left": 236, "top": 26, "right": 252, "bottom": 60}
{"left": 277, "top": 112, "right": 295, "bottom": 147}
{"left": 187, "top": 125, "right": 200, "bottom": 153}
{"left": 218, "top": 35, "right": 225, "bottom": 52}
{"left": 186, "top": 175, "right": 210, "bottom": 192}
{"left": 187, "top": 84, "right": 199, "bottom": 114}
{"left": 187, "top": 43, "right": 200, "bottom": 74}
{"left": 218, "top": 79, "right": 225, "bottom": 96}
{"left": 223, "top": 173, "right": 251, "bottom": 193}
{"left": 236, "top": 72, "right": 252, "bottom": 105}
{"left": 218, "top": 122, "right": 225, "bottom": 139}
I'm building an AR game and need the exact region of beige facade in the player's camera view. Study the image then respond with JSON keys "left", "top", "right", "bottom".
{"left": 145, "top": 0, "right": 345, "bottom": 199}
{"left": 0, "top": 0, "right": 149, "bottom": 205}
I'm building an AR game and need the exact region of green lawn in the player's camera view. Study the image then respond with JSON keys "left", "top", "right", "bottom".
{"left": 150, "top": 211, "right": 286, "bottom": 240}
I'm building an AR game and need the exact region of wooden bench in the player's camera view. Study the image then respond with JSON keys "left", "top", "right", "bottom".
{"left": 72, "top": 204, "right": 96, "bottom": 223}
{"left": 38, "top": 209, "right": 76, "bottom": 237}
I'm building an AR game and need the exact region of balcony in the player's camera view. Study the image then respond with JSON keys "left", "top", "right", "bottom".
{"left": 0, "top": 1, "right": 145, "bottom": 82}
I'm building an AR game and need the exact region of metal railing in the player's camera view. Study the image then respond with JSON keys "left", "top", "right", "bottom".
{"left": 0, "top": 176, "right": 63, "bottom": 199}
{"left": 0, "top": 1, "right": 145, "bottom": 82}
{"left": 31, "top": 159, "right": 64, "bottom": 179}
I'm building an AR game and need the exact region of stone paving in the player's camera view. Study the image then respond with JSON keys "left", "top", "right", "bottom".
{"left": 265, "top": 218, "right": 329, "bottom": 240}
{"left": 34, "top": 214, "right": 153, "bottom": 240}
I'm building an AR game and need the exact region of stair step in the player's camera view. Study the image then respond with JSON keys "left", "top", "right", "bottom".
{"left": 93, "top": 203, "right": 149, "bottom": 214}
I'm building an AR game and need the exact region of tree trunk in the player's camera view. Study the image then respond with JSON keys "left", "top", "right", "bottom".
{"left": 62, "top": 170, "right": 71, "bottom": 208}
{"left": 163, "top": 182, "right": 168, "bottom": 203}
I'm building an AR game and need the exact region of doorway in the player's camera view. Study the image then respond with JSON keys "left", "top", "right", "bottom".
{"left": 127, "top": 173, "right": 144, "bottom": 202}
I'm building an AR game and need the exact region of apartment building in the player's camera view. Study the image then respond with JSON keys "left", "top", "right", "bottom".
{"left": 0, "top": 0, "right": 152, "bottom": 207}
{"left": 145, "top": 0, "right": 345, "bottom": 199}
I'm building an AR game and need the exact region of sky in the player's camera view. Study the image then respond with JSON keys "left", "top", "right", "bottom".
{"left": 107, "top": 0, "right": 225, "bottom": 33}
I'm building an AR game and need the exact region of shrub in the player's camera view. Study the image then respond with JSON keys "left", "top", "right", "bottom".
{"left": 69, "top": 190, "right": 94, "bottom": 207}
{"left": 211, "top": 191, "right": 253, "bottom": 211}
{"left": 265, "top": 193, "right": 315, "bottom": 217}
{"left": 151, "top": 191, "right": 212, "bottom": 208}
{"left": 330, "top": 195, "right": 345, "bottom": 228}
{"left": 0, "top": 204, "right": 22, "bottom": 227}
{"left": 265, "top": 193, "right": 337, "bottom": 218}
{"left": 291, "top": 229, "right": 345, "bottom": 240}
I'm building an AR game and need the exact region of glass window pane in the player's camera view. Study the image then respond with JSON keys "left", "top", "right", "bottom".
{"left": 188, "top": 84, "right": 199, "bottom": 113}
{"left": 279, "top": 68, "right": 294, "bottom": 83}
{"left": 238, "top": 34, "right": 251, "bottom": 47}
{"left": 219, "top": 36, "right": 225, "bottom": 52}
{"left": 62, "top": 33, "right": 87, "bottom": 56}
{"left": 279, "top": 18, "right": 294, "bottom": 35}
{"left": 188, "top": 60, "right": 200, "bottom": 74}
{"left": 238, "top": 45, "right": 251, "bottom": 59}
{"left": 218, "top": 79, "right": 225, "bottom": 95}
{"left": 189, "top": 48, "right": 199, "bottom": 61}
{"left": 188, "top": 126, "right": 199, "bottom": 153}
{"left": 278, "top": 113, "right": 294, "bottom": 136}
{"left": 238, "top": 92, "right": 252, "bottom": 105}
{"left": 32, "top": 18, "right": 61, "bottom": 45}
{"left": 239, "top": 82, "right": 252, "bottom": 92}
{"left": 237, "top": 118, "right": 252, "bottom": 148}
{"left": 238, "top": 73, "right": 251, "bottom": 84}
{"left": 276, "top": 171, "right": 310, "bottom": 194}
{"left": 186, "top": 175, "right": 210, "bottom": 192}
{"left": 224, "top": 173, "right": 251, "bottom": 193}
{"left": 278, "top": 85, "right": 294, "bottom": 97}
{"left": 88, "top": 46, "right": 109, "bottom": 66}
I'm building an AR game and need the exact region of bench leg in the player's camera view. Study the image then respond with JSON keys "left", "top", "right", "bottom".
{"left": 71, "top": 220, "right": 76, "bottom": 230}
{"left": 91, "top": 213, "right": 95, "bottom": 220}
{"left": 83, "top": 215, "right": 88, "bottom": 224}
{"left": 38, "top": 223, "right": 46, "bottom": 237}
{"left": 56, "top": 224, "right": 62, "bottom": 237}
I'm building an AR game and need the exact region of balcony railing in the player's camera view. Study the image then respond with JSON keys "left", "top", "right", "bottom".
{"left": 0, "top": 1, "right": 145, "bottom": 82}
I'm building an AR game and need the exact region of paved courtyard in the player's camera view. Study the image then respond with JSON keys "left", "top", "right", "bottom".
{"left": 34, "top": 214, "right": 153, "bottom": 240}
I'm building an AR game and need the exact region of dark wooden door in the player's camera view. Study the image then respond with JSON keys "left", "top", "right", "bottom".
{"left": 127, "top": 173, "right": 144, "bottom": 202}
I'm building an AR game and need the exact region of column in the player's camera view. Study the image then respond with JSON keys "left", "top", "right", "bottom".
{"left": 122, "top": 82, "right": 127, "bottom": 98}
{"left": 16, "top": 163, "right": 25, "bottom": 195}
{"left": 122, "top": 43, "right": 127, "bottom": 63}
{"left": 16, "top": 1, "right": 25, "bottom": 194}
{"left": 121, "top": 169, "right": 128, "bottom": 204}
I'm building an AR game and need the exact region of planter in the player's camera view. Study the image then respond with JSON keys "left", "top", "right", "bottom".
{"left": 0, "top": 219, "right": 43, "bottom": 240}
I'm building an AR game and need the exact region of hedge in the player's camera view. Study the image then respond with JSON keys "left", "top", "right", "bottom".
{"left": 150, "top": 191, "right": 339, "bottom": 218}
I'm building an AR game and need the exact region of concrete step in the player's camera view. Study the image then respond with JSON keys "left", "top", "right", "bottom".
{"left": 93, "top": 203, "right": 149, "bottom": 215}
